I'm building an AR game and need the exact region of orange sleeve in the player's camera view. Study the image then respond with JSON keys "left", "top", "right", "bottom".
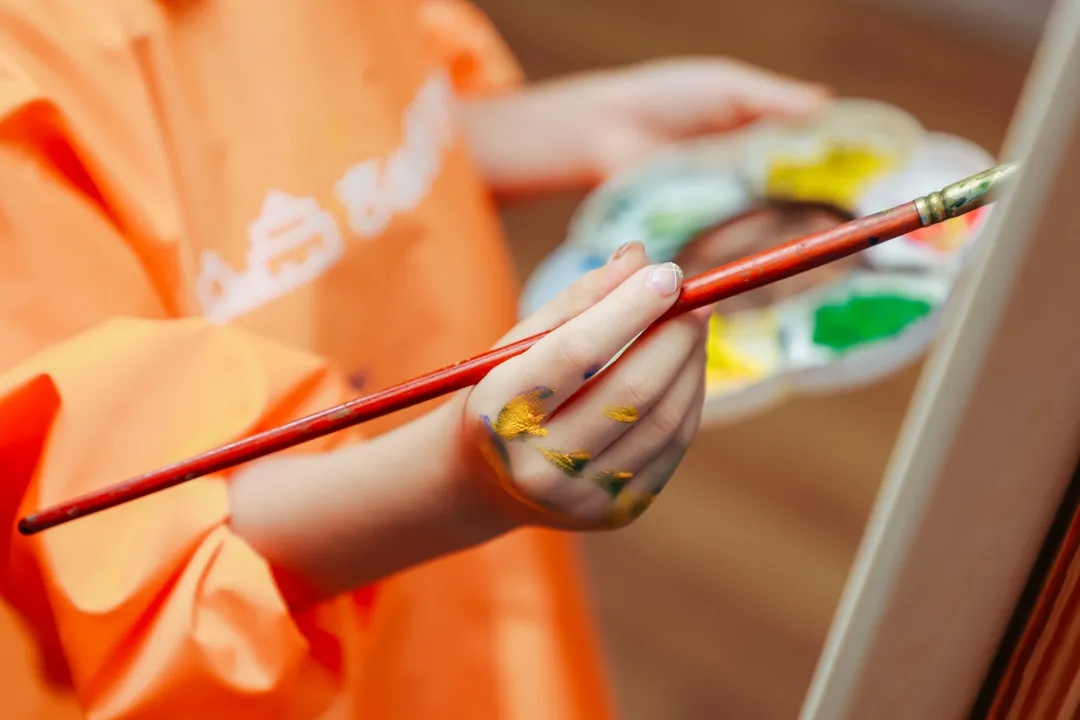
{"left": 417, "top": 0, "right": 525, "bottom": 96}
{"left": 0, "top": 42, "right": 355, "bottom": 720}
{"left": 0, "top": 322, "right": 358, "bottom": 720}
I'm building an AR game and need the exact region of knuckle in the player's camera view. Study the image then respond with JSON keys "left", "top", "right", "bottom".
{"left": 679, "top": 413, "right": 701, "bottom": 446}
{"left": 564, "top": 285, "right": 584, "bottom": 317}
{"left": 649, "top": 405, "right": 684, "bottom": 438}
{"left": 651, "top": 317, "right": 699, "bottom": 355}
{"left": 478, "top": 362, "right": 518, "bottom": 397}
{"left": 629, "top": 285, "right": 664, "bottom": 317}
{"left": 565, "top": 279, "right": 593, "bottom": 317}
{"left": 513, "top": 452, "right": 556, "bottom": 490}
{"left": 567, "top": 265, "right": 611, "bottom": 312}
{"left": 552, "top": 332, "right": 593, "bottom": 375}
{"left": 622, "top": 377, "right": 655, "bottom": 410}
{"left": 576, "top": 265, "right": 605, "bottom": 293}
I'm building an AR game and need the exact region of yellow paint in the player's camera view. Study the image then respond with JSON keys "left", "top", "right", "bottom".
{"left": 540, "top": 448, "right": 592, "bottom": 475}
{"left": 490, "top": 387, "right": 553, "bottom": 441}
{"left": 610, "top": 491, "right": 656, "bottom": 526}
{"left": 766, "top": 145, "right": 893, "bottom": 210}
{"left": 705, "top": 313, "right": 765, "bottom": 384}
{"left": 476, "top": 421, "right": 571, "bottom": 521}
{"left": 603, "top": 406, "right": 640, "bottom": 423}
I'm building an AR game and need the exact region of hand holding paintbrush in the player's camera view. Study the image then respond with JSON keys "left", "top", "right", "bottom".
{"left": 19, "top": 163, "right": 1016, "bottom": 546}
{"left": 221, "top": 243, "right": 708, "bottom": 602}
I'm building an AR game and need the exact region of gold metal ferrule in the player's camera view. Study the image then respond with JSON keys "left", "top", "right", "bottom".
{"left": 913, "top": 162, "right": 1020, "bottom": 226}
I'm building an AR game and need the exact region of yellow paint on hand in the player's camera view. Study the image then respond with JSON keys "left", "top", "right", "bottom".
{"left": 610, "top": 491, "right": 656, "bottom": 526}
{"left": 490, "top": 387, "right": 553, "bottom": 441}
{"left": 603, "top": 406, "right": 640, "bottom": 423}
{"left": 540, "top": 448, "right": 592, "bottom": 475}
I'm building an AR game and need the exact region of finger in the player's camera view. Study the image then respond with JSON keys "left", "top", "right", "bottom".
{"left": 561, "top": 349, "right": 705, "bottom": 528}
{"left": 510, "top": 341, "right": 705, "bottom": 528}
{"left": 481, "top": 262, "right": 686, "bottom": 433}
{"left": 606, "top": 357, "right": 706, "bottom": 527}
{"left": 636, "top": 58, "right": 832, "bottom": 134}
{"left": 580, "top": 337, "right": 705, "bottom": 498}
{"left": 709, "top": 58, "right": 832, "bottom": 117}
{"left": 499, "top": 241, "right": 649, "bottom": 345}
{"left": 539, "top": 311, "right": 706, "bottom": 465}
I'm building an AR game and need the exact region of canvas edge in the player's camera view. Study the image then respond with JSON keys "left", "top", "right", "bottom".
{"left": 800, "top": 0, "right": 1080, "bottom": 716}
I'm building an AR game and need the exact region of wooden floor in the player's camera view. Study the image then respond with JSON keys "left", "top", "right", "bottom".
{"left": 474, "top": 0, "right": 1035, "bottom": 716}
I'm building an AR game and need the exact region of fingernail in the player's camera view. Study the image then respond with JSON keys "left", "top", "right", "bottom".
{"left": 645, "top": 263, "right": 683, "bottom": 296}
{"left": 609, "top": 241, "right": 637, "bottom": 263}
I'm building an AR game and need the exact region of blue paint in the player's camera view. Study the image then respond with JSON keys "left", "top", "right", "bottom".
{"left": 578, "top": 255, "right": 606, "bottom": 273}
{"left": 348, "top": 370, "right": 369, "bottom": 392}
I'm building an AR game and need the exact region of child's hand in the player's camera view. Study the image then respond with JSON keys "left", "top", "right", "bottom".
{"left": 458, "top": 242, "right": 708, "bottom": 530}
{"left": 574, "top": 57, "right": 831, "bottom": 175}
{"left": 230, "top": 243, "right": 702, "bottom": 598}
{"left": 462, "top": 56, "right": 831, "bottom": 192}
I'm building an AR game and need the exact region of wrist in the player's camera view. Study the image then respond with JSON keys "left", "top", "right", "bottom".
{"left": 228, "top": 401, "right": 515, "bottom": 603}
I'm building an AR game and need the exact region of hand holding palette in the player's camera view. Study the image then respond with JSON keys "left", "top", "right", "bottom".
{"left": 521, "top": 99, "right": 998, "bottom": 425}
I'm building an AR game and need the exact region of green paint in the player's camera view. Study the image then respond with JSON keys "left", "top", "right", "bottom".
{"left": 812, "top": 293, "right": 933, "bottom": 353}
{"left": 594, "top": 471, "right": 633, "bottom": 498}
{"left": 645, "top": 209, "right": 717, "bottom": 252}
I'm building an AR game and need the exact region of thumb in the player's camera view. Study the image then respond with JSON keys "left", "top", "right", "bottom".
{"left": 499, "top": 241, "right": 649, "bottom": 344}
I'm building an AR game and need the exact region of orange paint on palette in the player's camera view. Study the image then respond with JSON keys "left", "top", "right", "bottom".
{"left": 905, "top": 206, "right": 988, "bottom": 252}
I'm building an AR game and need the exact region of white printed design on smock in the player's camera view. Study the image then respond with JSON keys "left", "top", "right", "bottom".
{"left": 195, "top": 71, "right": 455, "bottom": 323}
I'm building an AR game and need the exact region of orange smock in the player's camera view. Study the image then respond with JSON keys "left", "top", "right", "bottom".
{"left": 0, "top": 1, "right": 613, "bottom": 718}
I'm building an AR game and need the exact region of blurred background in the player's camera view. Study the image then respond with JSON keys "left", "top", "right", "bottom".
{"left": 0, "top": 3, "right": 1052, "bottom": 719}
{"left": 472, "top": 0, "right": 1045, "bottom": 717}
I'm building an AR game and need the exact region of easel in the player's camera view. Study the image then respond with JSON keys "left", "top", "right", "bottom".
{"left": 801, "top": 0, "right": 1080, "bottom": 716}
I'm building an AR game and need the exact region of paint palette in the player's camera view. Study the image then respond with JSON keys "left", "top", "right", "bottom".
{"left": 520, "top": 99, "right": 996, "bottom": 425}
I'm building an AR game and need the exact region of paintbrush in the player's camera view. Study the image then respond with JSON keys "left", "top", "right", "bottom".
{"left": 17, "top": 162, "right": 1018, "bottom": 535}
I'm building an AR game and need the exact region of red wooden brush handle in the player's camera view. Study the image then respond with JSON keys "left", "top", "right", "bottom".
{"left": 18, "top": 204, "right": 923, "bottom": 535}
